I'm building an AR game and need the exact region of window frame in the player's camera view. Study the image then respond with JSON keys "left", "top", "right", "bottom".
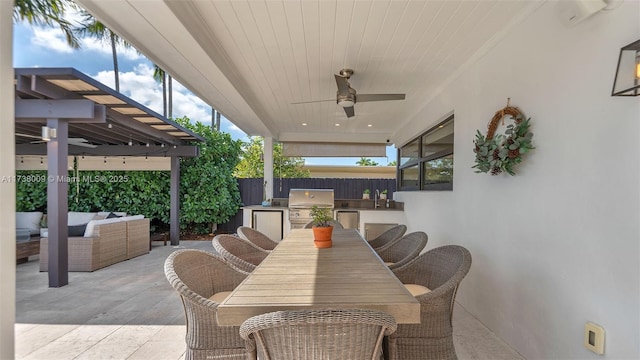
{"left": 396, "top": 115, "right": 454, "bottom": 191}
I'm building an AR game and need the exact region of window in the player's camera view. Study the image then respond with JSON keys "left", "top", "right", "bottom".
{"left": 397, "top": 115, "right": 454, "bottom": 191}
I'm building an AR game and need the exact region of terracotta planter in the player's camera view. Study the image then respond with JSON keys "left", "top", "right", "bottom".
{"left": 312, "top": 226, "right": 333, "bottom": 248}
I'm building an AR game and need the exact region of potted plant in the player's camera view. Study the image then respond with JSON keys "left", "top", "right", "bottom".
{"left": 379, "top": 189, "right": 388, "bottom": 200}
{"left": 362, "top": 189, "right": 371, "bottom": 200}
{"left": 310, "top": 205, "right": 333, "bottom": 248}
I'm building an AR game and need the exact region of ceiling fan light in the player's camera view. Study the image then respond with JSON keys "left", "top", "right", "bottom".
{"left": 41, "top": 126, "right": 56, "bottom": 141}
{"left": 338, "top": 99, "right": 354, "bottom": 108}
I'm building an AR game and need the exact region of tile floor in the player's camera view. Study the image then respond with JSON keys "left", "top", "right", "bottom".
{"left": 15, "top": 240, "right": 523, "bottom": 360}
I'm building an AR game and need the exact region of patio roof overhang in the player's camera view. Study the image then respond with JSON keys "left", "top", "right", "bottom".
{"left": 13, "top": 68, "right": 203, "bottom": 287}
{"left": 14, "top": 67, "right": 203, "bottom": 157}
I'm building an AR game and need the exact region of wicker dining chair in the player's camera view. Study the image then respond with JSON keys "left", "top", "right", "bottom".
{"left": 164, "top": 249, "right": 250, "bottom": 360}
{"left": 386, "top": 245, "right": 472, "bottom": 360}
{"left": 302, "top": 219, "right": 344, "bottom": 229}
{"left": 375, "top": 231, "right": 428, "bottom": 270}
{"left": 212, "top": 234, "right": 270, "bottom": 273}
{"left": 240, "top": 308, "right": 397, "bottom": 360}
{"left": 236, "top": 226, "right": 279, "bottom": 250}
{"left": 367, "top": 224, "right": 407, "bottom": 250}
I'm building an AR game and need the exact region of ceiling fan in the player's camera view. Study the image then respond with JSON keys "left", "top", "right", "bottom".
{"left": 292, "top": 68, "right": 405, "bottom": 118}
{"left": 16, "top": 133, "right": 98, "bottom": 148}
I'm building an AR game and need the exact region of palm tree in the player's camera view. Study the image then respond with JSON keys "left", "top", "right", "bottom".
{"left": 74, "top": 10, "right": 133, "bottom": 92}
{"left": 13, "top": 0, "right": 80, "bottom": 48}
{"left": 152, "top": 65, "right": 167, "bottom": 117}
{"left": 153, "top": 64, "right": 174, "bottom": 118}
{"left": 356, "top": 157, "right": 379, "bottom": 166}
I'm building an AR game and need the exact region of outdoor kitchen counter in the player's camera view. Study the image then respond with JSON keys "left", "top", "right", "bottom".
{"left": 242, "top": 204, "right": 406, "bottom": 240}
{"left": 241, "top": 205, "right": 404, "bottom": 211}
{"left": 241, "top": 205, "right": 289, "bottom": 210}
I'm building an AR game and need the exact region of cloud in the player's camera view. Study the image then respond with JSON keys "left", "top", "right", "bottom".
{"left": 80, "top": 37, "right": 143, "bottom": 61}
{"left": 31, "top": 27, "right": 75, "bottom": 54}
{"left": 91, "top": 64, "right": 214, "bottom": 126}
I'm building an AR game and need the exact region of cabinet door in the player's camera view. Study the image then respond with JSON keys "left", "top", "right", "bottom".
{"left": 336, "top": 211, "right": 359, "bottom": 230}
{"left": 252, "top": 210, "right": 283, "bottom": 241}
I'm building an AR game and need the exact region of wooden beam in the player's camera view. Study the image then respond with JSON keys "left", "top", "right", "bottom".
{"left": 46, "top": 119, "right": 69, "bottom": 287}
{"left": 106, "top": 107, "right": 182, "bottom": 145}
{"left": 15, "top": 99, "right": 103, "bottom": 120}
{"left": 16, "top": 144, "right": 200, "bottom": 157}
{"left": 16, "top": 104, "right": 106, "bottom": 124}
{"left": 170, "top": 156, "right": 180, "bottom": 245}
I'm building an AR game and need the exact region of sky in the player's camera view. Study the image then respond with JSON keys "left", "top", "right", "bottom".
{"left": 12, "top": 16, "right": 397, "bottom": 166}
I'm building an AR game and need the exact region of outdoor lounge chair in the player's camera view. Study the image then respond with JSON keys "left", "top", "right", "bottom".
{"left": 164, "top": 249, "right": 250, "bottom": 360}
{"left": 240, "top": 308, "right": 397, "bottom": 360}
{"left": 375, "top": 231, "right": 428, "bottom": 270}
{"left": 212, "top": 234, "right": 270, "bottom": 273}
{"left": 386, "top": 245, "right": 472, "bottom": 360}
{"left": 367, "top": 224, "right": 407, "bottom": 250}
{"left": 236, "top": 226, "right": 279, "bottom": 250}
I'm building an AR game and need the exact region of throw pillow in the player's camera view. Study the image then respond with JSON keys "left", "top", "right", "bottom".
{"left": 106, "top": 212, "right": 122, "bottom": 219}
{"left": 68, "top": 224, "right": 88, "bottom": 237}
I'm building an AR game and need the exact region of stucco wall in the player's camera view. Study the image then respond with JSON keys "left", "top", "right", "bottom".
{"left": 395, "top": 2, "right": 640, "bottom": 359}
{"left": 0, "top": 1, "right": 15, "bottom": 358}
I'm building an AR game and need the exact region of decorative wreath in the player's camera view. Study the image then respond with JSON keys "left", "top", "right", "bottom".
{"left": 473, "top": 100, "right": 534, "bottom": 176}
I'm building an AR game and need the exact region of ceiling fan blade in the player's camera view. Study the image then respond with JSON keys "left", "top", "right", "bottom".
{"left": 69, "top": 142, "right": 97, "bottom": 148}
{"left": 343, "top": 106, "right": 355, "bottom": 118}
{"left": 16, "top": 133, "right": 42, "bottom": 140}
{"left": 69, "top": 138, "right": 98, "bottom": 148}
{"left": 291, "top": 99, "right": 334, "bottom": 104}
{"left": 334, "top": 74, "right": 351, "bottom": 95}
{"left": 356, "top": 93, "right": 405, "bottom": 102}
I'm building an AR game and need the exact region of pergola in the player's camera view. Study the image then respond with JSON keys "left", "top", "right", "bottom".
{"left": 14, "top": 67, "right": 204, "bottom": 287}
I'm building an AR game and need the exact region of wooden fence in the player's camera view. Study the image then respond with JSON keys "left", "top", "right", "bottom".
{"left": 216, "top": 178, "right": 397, "bottom": 233}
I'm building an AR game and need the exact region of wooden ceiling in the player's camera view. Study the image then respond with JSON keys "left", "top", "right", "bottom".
{"left": 75, "top": 0, "right": 539, "bottom": 146}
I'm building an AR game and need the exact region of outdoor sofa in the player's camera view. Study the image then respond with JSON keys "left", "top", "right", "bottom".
{"left": 39, "top": 212, "right": 150, "bottom": 272}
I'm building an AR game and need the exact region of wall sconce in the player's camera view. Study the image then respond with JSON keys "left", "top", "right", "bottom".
{"left": 612, "top": 39, "right": 640, "bottom": 96}
{"left": 41, "top": 126, "right": 57, "bottom": 141}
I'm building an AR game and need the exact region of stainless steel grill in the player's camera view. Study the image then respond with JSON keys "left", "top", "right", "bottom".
{"left": 288, "top": 189, "right": 334, "bottom": 229}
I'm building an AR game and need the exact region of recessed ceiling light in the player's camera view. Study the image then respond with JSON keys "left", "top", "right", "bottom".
{"left": 438, "top": 125, "right": 444, "bottom": 128}
{"left": 302, "top": 123, "right": 307, "bottom": 126}
{"left": 367, "top": 124, "right": 373, "bottom": 127}
{"left": 335, "top": 123, "right": 340, "bottom": 127}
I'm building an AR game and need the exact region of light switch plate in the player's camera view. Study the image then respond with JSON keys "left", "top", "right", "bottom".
{"left": 584, "top": 322, "right": 605, "bottom": 355}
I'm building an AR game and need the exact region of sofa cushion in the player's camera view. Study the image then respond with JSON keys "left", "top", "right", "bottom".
{"left": 120, "top": 215, "right": 145, "bottom": 222}
{"left": 98, "top": 211, "right": 127, "bottom": 217}
{"left": 68, "top": 212, "right": 97, "bottom": 226}
{"left": 16, "top": 211, "right": 43, "bottom": 235}
{"left": 92, "top": 213, "right": 108, "bottom": 221}
{"left": 83, "top": 217, "right": 124, "bottom": 237}
{"left": 68, "top": 224, "right": 88, "bottom": 237}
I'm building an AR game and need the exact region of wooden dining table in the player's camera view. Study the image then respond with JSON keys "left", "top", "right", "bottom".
{"left": 216, "top": 228, "right": 420, "bottom": 326}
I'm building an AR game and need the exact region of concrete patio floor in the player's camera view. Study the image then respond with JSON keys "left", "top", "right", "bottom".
{"left": 15, "top": 240, "right": 523, "bottom": 360}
